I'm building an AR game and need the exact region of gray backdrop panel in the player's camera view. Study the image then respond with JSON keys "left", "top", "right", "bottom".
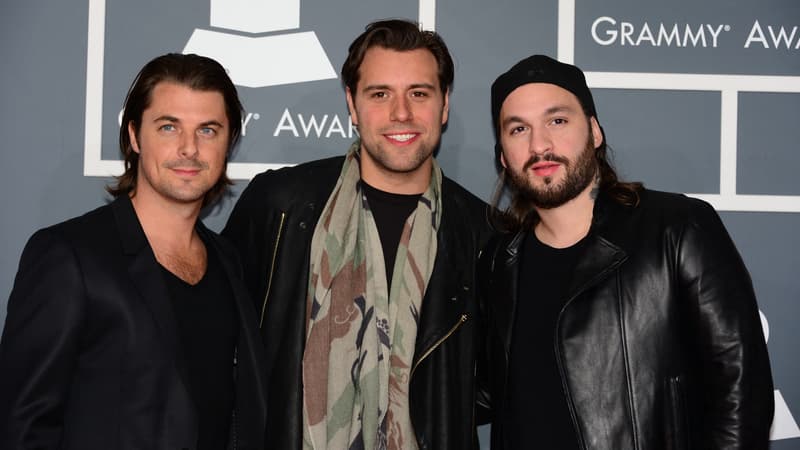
{"left": 2, "top": 0, "right": 798, "bottom": 447}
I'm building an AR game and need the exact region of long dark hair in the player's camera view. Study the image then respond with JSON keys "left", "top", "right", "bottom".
{"left": 107, "top": 53, "right": 243, "bottom": 207}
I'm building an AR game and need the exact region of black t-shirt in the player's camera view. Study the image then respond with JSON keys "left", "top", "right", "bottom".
{"left": 161, "top": 244, "right": 239, "bottom": 450}
{"left": 504, "top": 232, "right": 587, "bottom": 449}
{"left": 360, "top": 180, "right": 421, "bottom": 289}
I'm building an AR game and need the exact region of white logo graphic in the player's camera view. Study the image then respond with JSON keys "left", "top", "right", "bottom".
{"left": 183, "top": 0, "right": 335, "bottom": 88}
{"left": 590, "top": 16, "right": 730, "bottom": 48}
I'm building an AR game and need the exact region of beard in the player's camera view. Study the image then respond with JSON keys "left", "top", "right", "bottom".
{"left": 507, "top": 134, "right": 598, "bottom": 210}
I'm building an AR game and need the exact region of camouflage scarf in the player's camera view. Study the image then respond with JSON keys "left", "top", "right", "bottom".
{"left": 302, "top": 142, "right": 441, "bottom": 450}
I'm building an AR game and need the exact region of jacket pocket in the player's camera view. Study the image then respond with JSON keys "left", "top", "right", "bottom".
{"left": 667, "top": 375, "right": 689, "bottom": 450}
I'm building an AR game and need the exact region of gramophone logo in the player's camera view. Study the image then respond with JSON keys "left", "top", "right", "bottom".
{"left": 182, "top": 0, "right": 337, "bottom": 87}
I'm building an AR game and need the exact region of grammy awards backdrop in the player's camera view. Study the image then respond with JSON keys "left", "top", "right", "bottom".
{"left": 1, "top": 0, "right": 798, "bottom": 447}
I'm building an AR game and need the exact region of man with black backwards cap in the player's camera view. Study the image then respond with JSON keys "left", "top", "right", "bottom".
{"left": 477, "top": 55, "right": 774, "bottom": 449}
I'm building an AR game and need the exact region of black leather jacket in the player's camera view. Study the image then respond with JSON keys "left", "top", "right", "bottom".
{"left": 479, "top": 189, "right": 774, "bottom": 450}
{"left": 223, "top": 156, "right": 492, "bottom": 449}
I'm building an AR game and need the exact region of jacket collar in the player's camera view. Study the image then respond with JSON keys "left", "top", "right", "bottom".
{"left": 565, "top": 192, "right": 629, "bottom": 301}
{"left": 499, "top": 191, "right": 630, "bottom": 259}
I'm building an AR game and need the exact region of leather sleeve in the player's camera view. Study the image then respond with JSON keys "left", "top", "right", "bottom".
{"left": 677, "top": 201, "right": 774, "bottom": 449}
{"left": 0, "top": 228, "right": 85, "bottom": 449}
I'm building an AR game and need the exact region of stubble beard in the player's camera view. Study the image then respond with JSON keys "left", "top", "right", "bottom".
{"left": 139, "top": 159, "right": 214, "bottom": 205}
{"left": 361, "top": 133, "right": 438, "bottom": 174}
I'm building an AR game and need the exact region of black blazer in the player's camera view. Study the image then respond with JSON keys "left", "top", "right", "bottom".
{"left": 0, "top": 196, "right": 267, "bottom": 450}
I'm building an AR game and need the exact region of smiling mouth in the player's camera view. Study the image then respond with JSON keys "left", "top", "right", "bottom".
{"left": 385, "top": 133, "right": 418, "bottom": 143}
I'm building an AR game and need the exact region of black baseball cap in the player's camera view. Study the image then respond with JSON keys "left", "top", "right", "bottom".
{"left": 491, "top": 54, "right": 597, "bottom": 127}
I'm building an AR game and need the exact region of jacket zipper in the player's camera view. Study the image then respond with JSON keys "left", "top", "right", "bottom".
{"left": 411, "top": 313, "right": 468, "bottom": 378}
{"left": 471, "top": 362, "right": 478, "bottom": 449}
{"left": 409, "top": 312, "right": 469, "bottom": 449}
{"left": 232, "top": 347, "right": 238, "bottom": 449}
{"left": 668, "top": 376, "right": 687, "bottom": 450}
{"left": 553, "top": 294, "right": 589, "bottom": 450}
{"left": 553, "top": 260, "right": 626, "bottom": 450}
{"left": 260, "top": 212, "right": 286, "bottom": 328}
{"left": 231, "top": 406, "right": 238, "bottom": 450}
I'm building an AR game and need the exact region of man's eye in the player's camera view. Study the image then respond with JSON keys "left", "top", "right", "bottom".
{"left": 372, "top": 91, "right": 387, "bottom": 99}
{"left": 159, "top": 124, "right": 176, "bottom": 132}
{"left": 198, "top": 127, "right": 217, "bottom": 136}
{"left": 411, "top": 91, "right": 428, "bottom": 98}
{"left": 509, "top": 126, "right": 526, "bottom": 136}
{"left": 551, "top": 118, "right": 567, "bottom": 125}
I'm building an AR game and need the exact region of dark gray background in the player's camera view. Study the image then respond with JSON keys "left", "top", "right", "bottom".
{"left": 2, "top": 0, "right": 798, "bottom": 447}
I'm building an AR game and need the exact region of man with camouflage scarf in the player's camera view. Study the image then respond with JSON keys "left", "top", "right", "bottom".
{"left": 223, "top": 19, "right": 491, "bottom": 450}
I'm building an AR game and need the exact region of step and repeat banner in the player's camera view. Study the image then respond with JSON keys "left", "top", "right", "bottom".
{"left": 1, "top": 0, "right": 798, "bottom": 447}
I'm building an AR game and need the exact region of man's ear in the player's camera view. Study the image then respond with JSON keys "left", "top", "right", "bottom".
{"left": 590, "top": 116, "right": 603, "bottom": 149}
{"left": 128, "top": 122, "right": 140, "bottom": 154}
{"left": 441, "top": 89, "right": 450, "bottom": 125}
{"left": 345, "top": 87, "right": 358, "bottom": 127}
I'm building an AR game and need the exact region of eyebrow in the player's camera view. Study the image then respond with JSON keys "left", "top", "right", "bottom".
{"left": 500, "top": 104, "right": 578, "bottom": 128}
{"left": 199, "top": 120, "right": 225, "bottom": 128}
{"left": 362, "top": 82, "right": 437, "bottom": 92}
{"left": 153, "top": 115, "right": 180, "bottom": 123}
{"left": 501, "top": 115, "right": 527, "bottom": 129}
{"left": 153, "top": 115, "right": 225, "bottom": 128}
{"left": 544, "top": 105, "right": 577, "bottom": 115}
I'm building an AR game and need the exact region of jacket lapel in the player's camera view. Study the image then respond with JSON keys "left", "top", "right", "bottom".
{"left": 495, "top": 231, "right": 524, "bottom": 358}
{"left": 202, "top": 224, "right": 268, "bottom": 378}
{"left": 563, "top": 193, "right": 630, "bottom": 303}
{"left": 563, "top": 235, "right": 627, "bottom": 303}
{"left": 112, "top": 196, "right": 191, "bottom": 391}
{"left": 201, "top": 226, "right": 268, "bottom": 447}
